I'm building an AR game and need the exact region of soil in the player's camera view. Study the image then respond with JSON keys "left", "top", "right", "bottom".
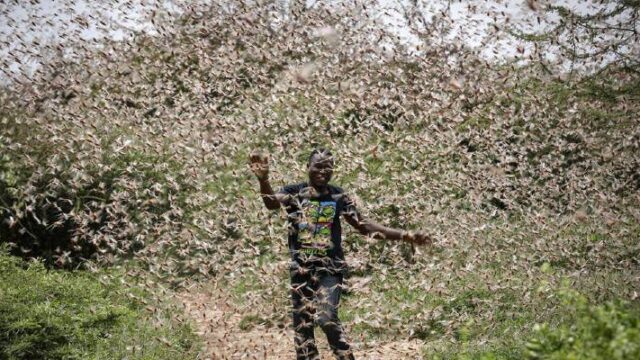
{"left": 178, "top": 284, "right": 425, "bottom": 359}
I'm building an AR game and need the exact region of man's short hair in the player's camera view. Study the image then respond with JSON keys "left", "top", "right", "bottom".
{"left": 308, "top": 148, "right": 333, "bottom": 166}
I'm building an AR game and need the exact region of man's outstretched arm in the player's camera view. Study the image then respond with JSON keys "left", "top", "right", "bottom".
{"left": 342, "top": 198, "right": 431, "bottom": 245}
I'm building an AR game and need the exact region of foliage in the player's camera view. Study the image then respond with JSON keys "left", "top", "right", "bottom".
{"left": 0, "top": 245, "right": 199, "bottom": 360}
{"left": 510, "top": 0, "right": 639, "bottom": 75}
{"left": 525, "top": 289, "right": 640, "bottom": 360}
{"left": 420, "top": 285, "right": 640, "bottom": 359}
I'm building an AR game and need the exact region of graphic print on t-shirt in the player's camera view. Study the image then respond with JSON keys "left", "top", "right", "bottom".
{"left": 298, "top": 200, "right": 336, "bottom": 256}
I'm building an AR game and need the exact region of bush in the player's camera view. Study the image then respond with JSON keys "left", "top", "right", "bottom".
{"left": 0, "top": 246, "right": 199, "bottom": 360}
{"left": 525, "top": 289, "right": 640, "bottom": 360}
{"left": 0, "top": 106, "right": 199, "bottom": 269}
{"left": 422, "top": 286, "right": 639, "bottom": 360}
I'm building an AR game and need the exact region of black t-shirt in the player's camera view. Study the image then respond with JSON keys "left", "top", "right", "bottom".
{"left": 277, "top": 182, "right": 356, "bottom": 273}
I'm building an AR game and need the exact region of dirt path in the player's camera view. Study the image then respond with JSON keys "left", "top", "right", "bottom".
{"left": 178, "top": 284, "right": 425, "bottom": 359}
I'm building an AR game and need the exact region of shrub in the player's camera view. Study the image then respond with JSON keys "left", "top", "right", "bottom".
{"left": 525, "top": 289, "right": 640, "bottom": 360}
{"left": 0, "top": 245, "right": 199, "bottom": 360}
{"left": 0, "top": 102, "right": 200, "bottom": 269}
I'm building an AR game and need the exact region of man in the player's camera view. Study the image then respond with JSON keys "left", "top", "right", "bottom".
{"left": 250, "top": 148, "right": 431, "bottom": 360}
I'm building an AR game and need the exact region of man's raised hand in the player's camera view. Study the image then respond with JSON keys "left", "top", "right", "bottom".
{"left": 249, "top": 149, "right": 270, "bottom": 180}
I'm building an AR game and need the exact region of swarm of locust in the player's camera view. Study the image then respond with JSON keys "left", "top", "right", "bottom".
{"left": 1, "top": 1, "right": 638, "bottom": 354}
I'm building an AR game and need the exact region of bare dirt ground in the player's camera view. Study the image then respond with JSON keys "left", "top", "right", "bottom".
{"left": 178, "top": 284, "right": 425, "bottom": 359}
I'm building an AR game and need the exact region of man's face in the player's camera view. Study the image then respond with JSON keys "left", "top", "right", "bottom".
{"left": 308, "top": 153, "right": 334, "bottom": 187}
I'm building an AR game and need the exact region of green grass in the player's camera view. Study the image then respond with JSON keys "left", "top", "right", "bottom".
{"left": 229, "top": 271, "right": 261, "bottom": 305}
{"left": 523, "top": 288, "right": 640, "bottom": 360}
{"left": 0, "top": 246, "right": 200, "bottom": 360}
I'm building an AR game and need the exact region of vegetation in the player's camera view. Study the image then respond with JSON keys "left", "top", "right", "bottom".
{"left": 0, "top": 245, "right": 200, "bottom": 360}
{"left": 525, "top": 289, "right": 640, "bottom": 360}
